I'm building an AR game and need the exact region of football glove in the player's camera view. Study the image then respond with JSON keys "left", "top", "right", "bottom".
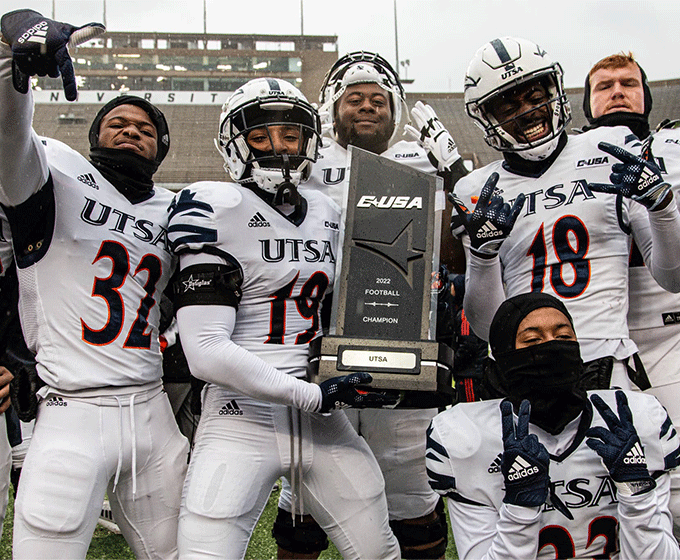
{"left": 587, "top": 140, "right": 671, "bottom": 211}
{"left": 1, "top": 9, "right": 105, "bottom": 101}
{"left": 450, "top": 172, "right": 525, "bottom": 256}
{"left": 500, "top": 399, "right": 550, "bottom": 508}
{"left": 404, "top": 101, "right": 460, "bottom": 172}
{"left": 318, "top": 372, "right": 399, "bottom": 412}
{"left": 586, "top": 390, "right": 656, "bottom": 496}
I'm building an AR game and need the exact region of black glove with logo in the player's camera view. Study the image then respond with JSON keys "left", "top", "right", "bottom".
{"left": 588, "top": 139, "right": 671, "bottom": 211}
{"left": 1, "top": 9, "right": 105, "bottom": 101}
{"left": 586, "top": 390, "right": 656, "bottom": 496}
{"left": 500, "top": 399, "right": 550, "bottom": 507}
{"left": 318, "top": 372, "right": 399, "bottom": 412}
{"left": 451, "top": 172, "right": 525, "bottom": 257}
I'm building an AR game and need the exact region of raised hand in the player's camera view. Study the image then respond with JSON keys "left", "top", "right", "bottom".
{"left": 1, "top": 9, "right": 105, "bottom": 101}
{"left": 500, "top": 399, "right": 550, "bottom": 507}
{"left": 586, "top": 390, "right": 656, "bottom": 496}
{"left": 404, "top": 101, "right": 460, "bottom": 171}
{"left": 587, "top": 140, "right": 671, "bottom": 211}
{"left": 450, "top": 172, "right": 525, "bottom": 256}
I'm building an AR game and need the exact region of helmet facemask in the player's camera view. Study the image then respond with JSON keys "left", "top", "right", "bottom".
{"left": 217, "top": 79, "right": 321, "bottom": 205}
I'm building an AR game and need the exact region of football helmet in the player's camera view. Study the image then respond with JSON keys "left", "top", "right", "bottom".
{"left": 217, "top": 77, "right": 321, "bottom": 200}
{"left": 319, "top": 51, "right": 406, "bottom": 142}
{"left": 464, "top": 37, "right": 571, "bottom": 161}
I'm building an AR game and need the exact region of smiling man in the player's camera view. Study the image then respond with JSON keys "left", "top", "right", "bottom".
{"left": 451, "top": 37, "right": 680, "bottom": 399}
{"left": 0, "top": 9, "right": 188, "bottom": 559}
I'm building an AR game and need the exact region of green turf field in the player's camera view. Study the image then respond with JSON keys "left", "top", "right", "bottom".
{"left": 0, "top": 482, "right": 458, "bottom": 559}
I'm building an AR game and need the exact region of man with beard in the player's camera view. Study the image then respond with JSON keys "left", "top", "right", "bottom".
{"left": 452, "top": 37, "right": 680, "bottom": 393}
{"left": 0, "top": 9, "right": 189, "bottom": 558}
{"left": 426, "top": 292, "right": 680, "bottom": 559}
{"left": 273, "top": 51, "right": 465, "bottom": 559}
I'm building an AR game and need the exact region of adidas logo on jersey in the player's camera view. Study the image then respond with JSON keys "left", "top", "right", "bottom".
{"left": 623, "top": 441, "right": 647, "bottom": 465}
{"left": 219, "top": 400, "right": 243, "bottom": 416}
{"left": 488, "top": 453, "right": 503, "bottom": 473}
{"left": 45, "top": 396, "right": 67, "bottom": 407}
{"left": 477, "top": 221, "right": 503, "bottom": 239}
{"left": 662, "top": 312, "right": 680, "bottom": 325}
{"left": 507, "top": 456, "right": 539, "bottom": 481}
{"left": 78, "top": 173, "right": 99, "bottom": 189}
{"left": 248, "top": 212, "right": 270, "bottom": 228}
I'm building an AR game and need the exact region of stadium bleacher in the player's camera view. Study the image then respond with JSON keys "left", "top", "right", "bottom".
{"left": 32, "top": 78, "right": 680, "bottom": 190}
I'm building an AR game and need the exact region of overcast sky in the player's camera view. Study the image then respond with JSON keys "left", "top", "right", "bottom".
{"left": 5, "top": 0, "right": 679, "bottom": 92}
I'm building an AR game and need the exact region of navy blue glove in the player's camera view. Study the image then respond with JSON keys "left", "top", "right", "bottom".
{"left": 1, "top": 9, "right": 105, "bottom": 101}
{"left": 586, "top": 391, "right": 656, "bottom": 496}
{"left": 451, "top": 173, "right": 525, "bottom": 256}
{"left": 318, "top": 372, "right": 399, "bottom": 412}
{"left": 587, "top": 140, "right": 671, "bottom": 211}
{"left": 500, "top": 399, "right": 550, "bottom": 507}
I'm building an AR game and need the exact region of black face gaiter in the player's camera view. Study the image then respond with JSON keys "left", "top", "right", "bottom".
{"left": 488, "top": 340, "right": 587, "bottom": 434}
{"left": 487, "top": 292, "right": 588, "bottom": 435}
{"left": 89, "top": 147, "right": 159, "bottom": 203}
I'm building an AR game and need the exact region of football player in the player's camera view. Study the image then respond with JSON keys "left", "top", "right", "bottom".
{"left": 168, "top": 77, "right": 400, "bottom": 559}
{"left": 452, "top": 37, "right": 680, "bottom": 392}
{"left": 273, "top": 51, "right": 464, "bottom": 560}
{"left": 0, "top": 9, "right": 189, "bottom": 559}
{"left": 582, "top": 52, "right": 680, "bottom": 537}
{"left": 426, "top": 291, "right": 680, "bottom": 559}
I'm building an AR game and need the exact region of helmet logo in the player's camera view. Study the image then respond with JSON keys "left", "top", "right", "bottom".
{"left": 501, "top": 64, "right": 523, "bottom": 81}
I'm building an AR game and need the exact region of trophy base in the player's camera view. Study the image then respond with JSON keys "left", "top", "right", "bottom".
{"left": 308, "top": 336, "right": 454, "bottom": 408}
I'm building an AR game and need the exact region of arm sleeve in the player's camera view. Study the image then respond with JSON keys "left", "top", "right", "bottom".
{"left": 617, "top": 473, "right": 680, "bottom": 560}
{"left": 0, "top": 43, "right": 49, "bottom": 207}
{"left": 461, "top": 236, "right": 505, "bottom": 341}
{"left": 448, "top": 500, "right": 541, "bottom": 560}
{"left": 177, "top": 304, "right": 322, "bottom": 412}
{"left": 175, "top": 253, "right": 322, "bottom": 412}
{"left": 426, "top": 416, "right": 541, "bottom": 560}
{"left": 629, "top": 198, "right": 680, "bottom": 293}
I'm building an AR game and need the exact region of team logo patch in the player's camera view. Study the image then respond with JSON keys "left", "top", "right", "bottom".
{"left": 575, "top": 156, "right": 610, "bottom": 169}
{"left": 219, "top": 399, "right": 243, "bottom": 416}
{"left": 488, "top": 453, "right": 503, "bottom": 473}
{"left": 45, "top": 396, "right": 67, "bottom": 407}
{"left": 77, "top": 173, "right": 99, "bottom": 189}
{"left": 248, "top": 212, "right": 271, "bottom": 228}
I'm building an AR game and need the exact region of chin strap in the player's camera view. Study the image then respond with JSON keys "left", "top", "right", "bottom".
{"left": 273, "top": 154, "right": 301, "bottom": 206}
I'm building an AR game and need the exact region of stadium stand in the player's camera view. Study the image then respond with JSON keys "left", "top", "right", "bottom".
{"left": 31, "top": 79, "right": 680, "bottom": 190}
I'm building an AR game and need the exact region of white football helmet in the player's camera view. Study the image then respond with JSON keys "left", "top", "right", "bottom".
{"left": 464, "top": 37, "right": 571, "bottom": 161}
{"left": 319, "top": 51, "right": 406, "bottom": 142}
{"left": 217, "top": 77, "right": 321, "bottom": 197}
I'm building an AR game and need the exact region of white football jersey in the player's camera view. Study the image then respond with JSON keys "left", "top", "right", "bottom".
{"left": 627, "top": 125, "right": 680, "bottom": 387}
{"left": 169, "top": 182, "right": 340, "bottom": 376}
{"left": 302, "top": 138, "right": 435, "bottom": 208}
{"left": 454, "top": 128, "right": 652, "bottom": 361}
{"left": 11, "top": 139, "right": 175, "bottom": 391}
{"left": 427, "top": 390, "right": 680, "bottom": 559}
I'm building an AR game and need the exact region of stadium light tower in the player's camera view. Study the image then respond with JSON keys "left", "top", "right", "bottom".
{"left": 393, "top": 0, "right": 414, "bottom": 84}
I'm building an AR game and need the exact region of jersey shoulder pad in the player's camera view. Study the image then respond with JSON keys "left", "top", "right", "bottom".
{"left": 168, "top": 181, "right": 240, "bottom": 254}
{"left": 303, "top": 187, "right": 341, "bottom": 216}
